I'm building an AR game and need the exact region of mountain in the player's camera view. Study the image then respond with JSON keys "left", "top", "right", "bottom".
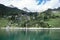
{"left": 0, "top": 4, "right": 28, "bottom": 16}
{"left": 0, "top": 4, "right": 38, "bottom": 17}
{"left": 42, "top": 7, "right": 60, "bottom": 13}
{"left": 8, "top": 5, "right": 16, "bottom": 8}
{"left": 23, "top": 7, "right": 30, "bottom": 12}
{"left": 0, "top": 4, "right": 60, "bottom": 17}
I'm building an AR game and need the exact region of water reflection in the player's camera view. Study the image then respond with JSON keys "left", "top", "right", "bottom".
{"left": 0, "top": 29, "right": 60, "bottom": 40}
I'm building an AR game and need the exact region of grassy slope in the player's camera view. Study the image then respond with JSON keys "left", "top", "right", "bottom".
{"left": 0, "top": 18, "right": 8, "bottom": 27}
{"left": 45, "top": 18, "right": 60, "bottom": 27}
{"left": 45, "top": 12, "right": 60, "bottom": 27}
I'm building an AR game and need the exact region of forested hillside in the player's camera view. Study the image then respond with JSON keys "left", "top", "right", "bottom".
{"left": 0, "top": 4, "right": 60, "bottom": 27}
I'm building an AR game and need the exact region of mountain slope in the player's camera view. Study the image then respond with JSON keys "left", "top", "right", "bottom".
{"left": 0, "top": 4, "right": 28, "bottom": 16}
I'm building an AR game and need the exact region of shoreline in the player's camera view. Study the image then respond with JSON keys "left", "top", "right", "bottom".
{"left": 1, "top": 27, "right": 60, "bottom": 30}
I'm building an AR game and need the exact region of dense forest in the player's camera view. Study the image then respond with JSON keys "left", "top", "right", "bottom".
{"left": 0, "top": 4, "right": 60, "bottom": 27}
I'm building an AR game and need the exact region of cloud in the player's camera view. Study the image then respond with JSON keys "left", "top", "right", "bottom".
{"left": 39, "top": 0, "right": 60, "bottom": 12}
{"left": 0, "top": 0, "right": 60, "bottom": 12}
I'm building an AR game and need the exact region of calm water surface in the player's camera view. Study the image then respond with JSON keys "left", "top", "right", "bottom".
{"left": 0, "top": 29, "right": 60, "bottom": 40}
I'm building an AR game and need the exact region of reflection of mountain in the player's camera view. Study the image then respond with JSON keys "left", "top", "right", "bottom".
{"left": 0, "top": 29, "right": 60, "bottom": 40}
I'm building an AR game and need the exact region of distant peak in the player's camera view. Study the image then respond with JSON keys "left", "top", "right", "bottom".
{"left": 23, "top": 7, "right": 31, "bottom": 12}
{"left": 8, "top": 5, "right": 16, "bottom": 8}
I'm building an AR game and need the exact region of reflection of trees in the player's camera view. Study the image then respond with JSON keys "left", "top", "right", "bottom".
{"left": 0, "top": 29, "right": 60, "bottom": 40}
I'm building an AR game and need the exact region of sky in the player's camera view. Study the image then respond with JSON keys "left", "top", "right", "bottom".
{"left": 0, "top": 0, "right": 60, "bottom": 12}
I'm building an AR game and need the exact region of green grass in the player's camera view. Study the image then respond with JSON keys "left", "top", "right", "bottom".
{"left": 0, "top": 17, "right": 60, "bottom": 27}
{"left": 44, "top": 12, "right": 60, "bottom": 27}
{"left": 54, "top": 13, "right": 60, "bottom": 17}
{"left": 45, "top": 18, "right": 60, "bottom": 27}
{"left": 0, "top": 18, "right": 9, "bottom": 27}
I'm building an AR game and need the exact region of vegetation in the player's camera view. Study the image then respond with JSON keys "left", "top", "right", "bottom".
{"left": 0, "top": 4, "right": 60, "bottom": 27}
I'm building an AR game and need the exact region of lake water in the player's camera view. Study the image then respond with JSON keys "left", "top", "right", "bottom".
{"left": 0, "top": 29, "right": 60, "bottom": 40}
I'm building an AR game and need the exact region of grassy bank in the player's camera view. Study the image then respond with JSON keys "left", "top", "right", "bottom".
{"left": 0, "top": 18, "right": 9, "bottom": 27}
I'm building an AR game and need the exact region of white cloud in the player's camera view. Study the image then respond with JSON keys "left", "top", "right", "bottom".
{"left": 39, "top": 0, "right": 60, "bottom": 12}
{"left": 0, "top": 0, "right": 60, "bottom": 12}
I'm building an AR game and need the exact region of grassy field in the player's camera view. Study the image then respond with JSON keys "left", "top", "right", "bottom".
{"left": 45, "top": 18, "right": 60, "bottom": 27}
{"left": 0, "top": 18, "right": 60, "bottom": 27}
{"left": 0, "top": 18, "right": 9, "bottom": 27}
{"left": 45, "top": 12, "right": 60, "bottom": 27}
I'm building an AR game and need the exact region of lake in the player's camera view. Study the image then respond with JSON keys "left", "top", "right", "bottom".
{"left": 0, "top": 29, "right": 60, "bottom": 40}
